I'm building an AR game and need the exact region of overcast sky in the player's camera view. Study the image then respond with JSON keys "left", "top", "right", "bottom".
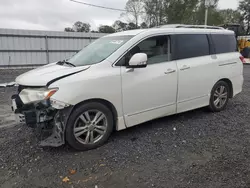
{"left": 0, "top": 0, "right": 239, "bottom": 31}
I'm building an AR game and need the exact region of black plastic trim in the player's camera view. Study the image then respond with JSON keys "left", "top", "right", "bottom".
{"left": 207, "top": 34, "right": 216, "bottom": 55}
{"left": 126, "top": 64, "right": 147, "bottom": 68}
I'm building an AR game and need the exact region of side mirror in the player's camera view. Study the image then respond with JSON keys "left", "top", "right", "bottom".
{"left": 127, "top": 53, "right": 147, "bottom": 68}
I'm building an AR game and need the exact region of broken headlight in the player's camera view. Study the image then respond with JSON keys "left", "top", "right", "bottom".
{"left": 19, "top": 88, "right": 58, "bottom": 104}
{"left": 50, "top": 99, "right": 70, "bottom": 109}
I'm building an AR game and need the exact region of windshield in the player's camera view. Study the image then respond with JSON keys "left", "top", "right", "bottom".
{"left": 68, "top": 36, "right": 133, "bottom": 66}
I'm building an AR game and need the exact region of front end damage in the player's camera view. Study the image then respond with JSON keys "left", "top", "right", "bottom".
{"left": 2, "top": 83, "right": 73, "bottom": 147}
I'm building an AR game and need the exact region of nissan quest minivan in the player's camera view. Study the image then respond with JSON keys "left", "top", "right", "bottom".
{"left": 2, "top": 25, "right": 244, "bottom": 150}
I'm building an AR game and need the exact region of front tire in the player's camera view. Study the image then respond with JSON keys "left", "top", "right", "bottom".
{"left": 209, "top": 81, "right": 230, "bottom": 112}
{"left": 66, "top": 102, "right": 114, "bottom": 151}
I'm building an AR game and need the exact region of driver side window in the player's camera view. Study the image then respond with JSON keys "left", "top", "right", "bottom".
{"left": 116, "top": 35, "right": 170, "bottom": 66}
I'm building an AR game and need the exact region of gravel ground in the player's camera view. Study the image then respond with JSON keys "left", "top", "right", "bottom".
{"left": 0, "top": 66, "right": 250, "bottom": 188}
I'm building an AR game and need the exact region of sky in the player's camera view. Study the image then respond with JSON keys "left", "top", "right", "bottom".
{"left": 0, "top": 0, "right": 239, "bottom": 31}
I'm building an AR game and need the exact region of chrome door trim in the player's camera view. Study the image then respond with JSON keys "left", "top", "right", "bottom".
{"left": 219, "top": 62, "right": 237, "bottom": 66}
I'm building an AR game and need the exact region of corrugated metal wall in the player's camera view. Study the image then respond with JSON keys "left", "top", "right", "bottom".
{"left": 0, "top": 28, "right": 107, "bottom": 67}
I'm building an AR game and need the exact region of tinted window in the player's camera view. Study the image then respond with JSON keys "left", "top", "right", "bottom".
{"left": 174, "top": 34, "right": 210, "bottom": 60}
{"left": 116, "top": 35, "right": 170, "bottom": 66}
{"left": 211, "top": 34, "right": 237, "bottom": 54}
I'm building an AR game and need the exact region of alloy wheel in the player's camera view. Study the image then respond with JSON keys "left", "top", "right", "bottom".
{"left": 213, "top": 85, "right": 228, "bottom": 109}
{"left": 73, "top": 110, "right": 108, "bottom": 144}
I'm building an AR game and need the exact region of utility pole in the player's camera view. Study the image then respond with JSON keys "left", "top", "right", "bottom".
{"left": 205, "top": 7, "right": 208, "bottom": 25}
{"left": 204, "top": 0, "right": 209, "bottom": 26}
{"left": 204, "top": 0, "right": 216, "bottom": 26}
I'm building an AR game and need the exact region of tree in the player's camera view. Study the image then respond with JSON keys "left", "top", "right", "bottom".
{"left": 239, "top": 0, "right": 250, "bottom": 34}
{"left": 207, "top": 8, "right": 224, "bottom": 25}
{"left": 140, "top": 22, "right": 148, "bottom": 28}
{"left": 190, "top": 0, "right": 223, "bottom": 25}
{"left": 144, "top": 0, "right": 166, "bottom": 27}
{"left": 113, "top": 20, "right": 128, "bottom": 32}
{"left": 123, "top": 0, "right": 144, "bottom": 28}
{"left": 166, "top": 0, "right": 200, "bottom": 24}
{"left": 127, "top": 22, "right": 137, "bottom": 30}
{"left": 64, "top": 27, "right": 75, "bottom": 32}
{"left": 98, "top": 25, "right": 116, "bottom": 33}
{"left": 73, "top": 21, "right": 91, "bottom": 32}
{"left": 219, "top": 9, "right": 241, "bottom": 24}
{"left": 142, "top": 0, "right": 230, "bottom": 26}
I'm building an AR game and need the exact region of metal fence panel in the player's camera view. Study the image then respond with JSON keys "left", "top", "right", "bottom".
{"left": 0, "top": 28, "right": 107, "bottom": 67}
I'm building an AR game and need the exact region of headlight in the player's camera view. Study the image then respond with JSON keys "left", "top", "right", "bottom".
{"left": 19, "top": 88, "right": 58, "bottom": 104}
{"left": 50, "top": 98, "right": 70, "bottom": 109}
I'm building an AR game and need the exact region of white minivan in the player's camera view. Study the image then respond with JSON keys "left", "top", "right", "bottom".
{"left": 4, "top": 25, "right": 244, "bottom": 150}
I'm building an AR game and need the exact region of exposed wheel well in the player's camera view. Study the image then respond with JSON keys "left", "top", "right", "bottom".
{"left": 218, "top": 78, "right": 233, "bottom": 98}
{"left": 72, "top": 98, "right": 118, "bottom": 129}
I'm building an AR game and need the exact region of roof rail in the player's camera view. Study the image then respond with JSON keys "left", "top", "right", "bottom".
{"left": 156, "top": 24, "right": 184, "bottom": 28}
{"left": 159, "top": 24, "right": 224, "bottom": 30}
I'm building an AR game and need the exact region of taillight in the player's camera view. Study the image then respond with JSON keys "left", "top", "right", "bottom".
{"left": 240, "top": 56, "right": 246, "bottom": 63}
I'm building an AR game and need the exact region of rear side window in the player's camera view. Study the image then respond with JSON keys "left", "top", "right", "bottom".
{"left": 173, "top": 34, "right": 210, "bottom": 60}
{"left": 211, "top": 34, "right": 237, "bottom": 54}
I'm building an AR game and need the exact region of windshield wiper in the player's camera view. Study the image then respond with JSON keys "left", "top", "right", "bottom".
{"left": 64, "top": 61, "right": 76, "bottom": 67}
{"left": 57, "top": 60, "right": 76, "bottom": 67}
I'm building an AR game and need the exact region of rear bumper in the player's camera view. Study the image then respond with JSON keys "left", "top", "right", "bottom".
{"left": 231, "top": 75, "right": 244, "bottom": 97}
{"left": 244, "top": 58, "right": 250, "bottom": 64}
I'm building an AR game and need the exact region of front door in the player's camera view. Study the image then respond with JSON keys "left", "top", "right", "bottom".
{"left": 119, "top": 35, "right": 178, "bottom": 127}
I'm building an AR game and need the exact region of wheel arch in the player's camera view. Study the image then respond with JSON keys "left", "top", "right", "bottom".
{"left": 217, "top": 78, "right": 233, "bottom": 98}
{"left": 70, "top": 98, "right": 118, "bottom": 130}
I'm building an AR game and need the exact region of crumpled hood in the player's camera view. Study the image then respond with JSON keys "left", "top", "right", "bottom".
{"left": 15, "top": 63, "right": 90, "bottom": 86}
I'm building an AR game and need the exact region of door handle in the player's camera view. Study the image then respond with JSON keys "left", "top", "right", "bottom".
{"left": 180, "top": 65, "right": 190, "bottom": 71}
{"left": 164, "top": 69, "right": 176, "bottom": 74}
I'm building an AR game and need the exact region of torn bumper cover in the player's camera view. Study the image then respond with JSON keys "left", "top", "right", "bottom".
{"left": 0, "top": 82, "right": 18, "bottom": 91}
{"left": 13, "top": 94, "right": 73, "bottom": 147}
{"left": 2, "top": 83, "right": 73, "bottom": 147}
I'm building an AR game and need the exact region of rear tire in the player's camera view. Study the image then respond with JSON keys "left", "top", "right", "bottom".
{"left": 66, "top": 102, "right": 114, "bottom": 151}
{"left": 209, "top": 81, "right": 230, "bottom": 112}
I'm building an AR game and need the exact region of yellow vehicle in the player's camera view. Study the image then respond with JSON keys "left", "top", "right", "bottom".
{"left": 238, "top": 37, "right": 250, "bottom": 51}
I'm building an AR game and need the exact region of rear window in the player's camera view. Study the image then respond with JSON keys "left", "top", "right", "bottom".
{"left": 173, "top": 34, "right": 210, "bottom": 60}
{"left": 211, "top": 34, "right": 237, "bottom": 54}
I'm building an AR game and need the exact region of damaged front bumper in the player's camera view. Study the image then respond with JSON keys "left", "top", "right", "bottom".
{"left": 2, "top": 83, "right": 73, "bottom": 147}
{"left": 12, "top": 94, "right": 73, "bottom": 147}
